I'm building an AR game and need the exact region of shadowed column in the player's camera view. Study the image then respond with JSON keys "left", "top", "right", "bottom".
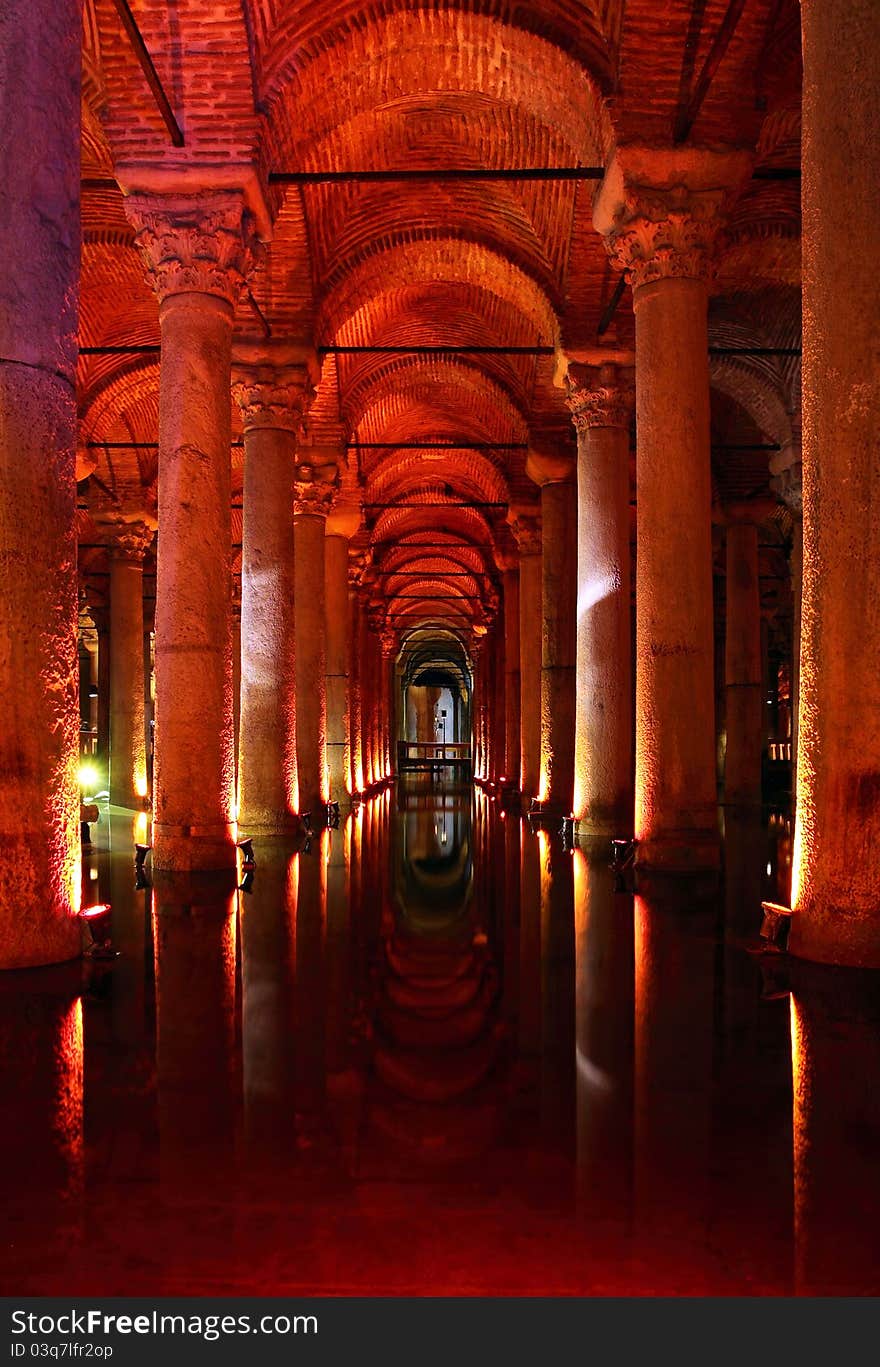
{"left": 724, "top": 518, "right": 763, "bottom": 806}
{"left": 0, "top": 0, "right": 82, "bottom": 966}
{"left": 293, "top": 454, "right": 338, "bottom": 815}
{"left": 232, "top": 344, "right": 317, "bottom": 833}
{"left": 528, "top": 448, "right": 577, "bottom": 816}
{"left": 509, "top": 510, "right": 542, "bottom": 803}
{"left": 94, "top": 514, "right": 156, "bottom": 809}
{"left": 325, "top": 498, "right": 361, "bottom": 805}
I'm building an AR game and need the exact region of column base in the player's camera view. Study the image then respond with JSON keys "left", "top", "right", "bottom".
{"left": 789, "top": 906, "right": 880, "bottom": 971}
{"left": 236, "top": 813, "right": 305, "bottom": 839}
{"left": 634, "top": 830, "right": 721, "bottom": 875}
{"left": 152, "top": 821, "right": 237, "bottom": 873}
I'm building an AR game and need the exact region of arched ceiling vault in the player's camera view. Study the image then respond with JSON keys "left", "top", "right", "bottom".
{"left": 77, "top": 0, "right": 803, "bottom": 642}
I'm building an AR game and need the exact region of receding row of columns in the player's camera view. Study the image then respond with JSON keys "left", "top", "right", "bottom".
{"left": 1, "top": 0, "right": 878, "bottom": 972}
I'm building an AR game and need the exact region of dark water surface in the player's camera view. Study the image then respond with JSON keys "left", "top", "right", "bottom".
{"left": 2, "top": 784, "right": 878, "bottom": 1296}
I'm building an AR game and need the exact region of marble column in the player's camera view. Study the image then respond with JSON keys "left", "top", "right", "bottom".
{"left": 724, "top": 519, "right": 763, "bottom": 806}
{"left": 348, "top": 574, "right": 365, "bottom": 794}
{"left": 232, "top": 348, "right": 316, "bottom": 833}
{"left": 771, "top": 448, "right": 803, "bottom": 791}
{"left": 98, "top": 516, "right": 155, "bottom": 808}
{"left": 325, "top": 500, "right": 360, "bottom": 805}
{"left": 293, "top": 459, "right": 337, "bottom": 815}
{"left": 0, "top": 0, "right": 82, "bottom": 966}
{"left": 527, "top": 450, "right": 577, "bottom": 815}
{"left": 791, "top": 0, "right": 880, "bottom": 966}
{"left": 566, "top": 364, "right": 634, "bottom": 836}
{"left": 595, "top": 150, "right": 749, "bottom": 872}
{"left": 124, "top": 192, "right": 258, "bottom": 871}
{"left": 510, "top": 511, "right": 542, "bottom": 802}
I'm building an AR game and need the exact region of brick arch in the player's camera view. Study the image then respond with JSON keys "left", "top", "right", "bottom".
{"left": 366, "top": 449, "right": 509, "bottom": 506}
{"left": 346, "top": 356, "right": 528, "bottom": 442}
{"left": 317, "top": 237, "right": 558, "bottom": 349}
{"left": 259, "top": 5, "right": 614, "bottom": 157}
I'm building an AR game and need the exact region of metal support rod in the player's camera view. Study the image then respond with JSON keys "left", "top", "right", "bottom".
{"left": 674, "top": 0, "right": 748, "bottom": 143}
{"left": 269, "top": 167, "right": 605, "bottom": 185}
{"left": 109, "top": 0, "right": 184, "bottom": 147}
{"left": 349, "top": 442, "right": 528, "bottom": 449}
{"left": 596, "top": 274, "right": 628, "bottom": 337}
{"left": 325, "top": 345, "right": 554, "bottom": 355}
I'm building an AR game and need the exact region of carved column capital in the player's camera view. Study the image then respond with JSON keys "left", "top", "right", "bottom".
{"left": 293, "top": 460, "right": 338, "bottom": 517}
{"left": 566, "top": 362, "right": 635, "bottom": 431}
{"left": 232, "top": 363, "right": 316, "bottom": 434}
{"left": 771, "top": 456, "right": 803, "bottom": 516}
{"left": 380, "top": 629, "right": 398, "bottom": 659}
{"left": 604, "top": 191, "right": 723, "bottom": 289}
{"left": 95, "top": 513, "right": 156, "bottom": 564}
{"left": 124, "top": 191, "right": 260, "bottom": 307}
{"left": 508, "top": 509, "right": 542, "bottom": 557}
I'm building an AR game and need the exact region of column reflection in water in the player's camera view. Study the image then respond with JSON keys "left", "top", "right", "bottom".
{"left": 370, "top": 780, "right": 501, "bottom": 1161}
{"left": 518, "top": 821, "right": 542, "bottom": 1065}
{"left": 716, "top": 810, "right": 793, "bottom": 1287}
{"left": 0, "top": 968, "right": 84, "bottom": 1280}
{"left": 538, "top": 828, "right": 576, "bottom": 1156}
{"left": 153, "top": 876, "right": 237, "bottom": 1199}
{"left": 240, "top": 848, "right": 298, "bottom": 1168}
{"left": 791, "top": 965, "right": 880, "bottom": 1294}
{"left": 633, "top": 887, "right": 715, "bottom": 1269}
{"left": 573, "top": 847, "right": 633, "bottom": 1226}
{"left": 294, "top": 830, "right": 328, "bottom": 1122}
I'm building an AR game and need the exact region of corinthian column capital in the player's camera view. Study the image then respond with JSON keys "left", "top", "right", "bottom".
{"left": 593, "top": 148, "right": 752, "bottom": 291}
{"left": 566, "top": 362, "right": 635, "bottom": 431}
{"left": 124, "top": 191, "right": 260, "bottom": 306}
{"left": 294, "top": 459, "right": 338, "bottom": 517}
{"left": 95, "top": 513, "right": 157, "bottom": 564}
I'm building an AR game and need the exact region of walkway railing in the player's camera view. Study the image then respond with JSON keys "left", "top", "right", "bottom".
{"left": 397, "top": 741, "right": 472, "bottom": 774}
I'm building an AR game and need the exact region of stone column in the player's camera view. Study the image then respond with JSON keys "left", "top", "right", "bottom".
{"left": 325, "top": 500, "right": 360, "bottom": 805}
{"left": 498, "top": 559, "right": 521, "bottom": 790}
{"left": 230, "top": 577, "right": 242, "bottom": 804}
{"left": 348, "top": 578, "right": 365, "bottom": 793}
{"left": 771, "top": 446, "right": 802, "bottom": 786}
{"left": 0, "top": 0, "right": 82, "bottom": 967}
{"left": 566, "top": 364, "right": 635, "bottom": 835}
{"left": 293, "top": 460, "right": 337, "bottom": 815}
{"left": 527, "top": 450, "right": 577, "bottom": 815}
{"left": 595, "top": 151, "right": 749, "bottom": 872}
{"left": 380, "top": 632, "right": 398, "bottom": 779}
{"left": 724, "top": 518, "right": 763, "bottom": 806}
{"left": 232, "top": 348, "right": 316, "bottom": 833}
{"left": 510, "top": 511, "right": 542, "bottom": 801}
{"left": 791, "top": 0, "right": 880, "bottom": 966}
{"left": 98, "top": 515, "right": 156, "bottom": 808}
{"left": 124, "top": 192, "right": 258, "bottom": 871}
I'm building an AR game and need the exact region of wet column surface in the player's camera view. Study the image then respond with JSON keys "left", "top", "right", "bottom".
{"left": 566, "top": 364, "right": 634, "bottom": 836}
{"left": 791, "top": 0, "right": 880, "bottom": 967}
{"left": 232, "top": 347, "right": 316, "bottom": 833}
{"left": 124, "top": 192, "right": 258, "bottom": 872}
{"left": 0, "top": 0, "right": 82, "bottom": 966}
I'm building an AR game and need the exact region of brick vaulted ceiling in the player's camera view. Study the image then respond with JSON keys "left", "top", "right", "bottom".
{"left": 77, "top": 0, "right": 803, "bottom": 645}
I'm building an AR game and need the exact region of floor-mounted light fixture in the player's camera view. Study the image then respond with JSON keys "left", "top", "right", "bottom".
{"left": 300, "top": 812, "right": 313, "bottom": 835}
{"left": 79, "top": 903, "right": 117, "bottom": 958}
{"left": 610, "top": 838, "right": 637, "bottom": 871}
{"left": 239, "top": 868, "right": 255, "bottom": 895}
{"left": 760, "top": 901, "right": 792, "bottom": 951}
{"left": 237, "top": 837, "right": 256, "bottom": 869}
{"left": 325, "top": 801, "right": 340, "bottom": 829}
